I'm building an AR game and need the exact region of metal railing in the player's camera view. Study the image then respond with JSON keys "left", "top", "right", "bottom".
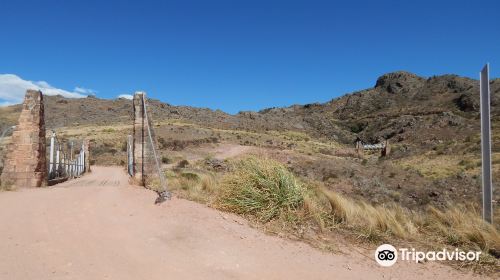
{"left": 47, "top": 131, "right": 87, "bottom": 182}
{"left": 127, "top": 134, "right": 134, "bottom": 176}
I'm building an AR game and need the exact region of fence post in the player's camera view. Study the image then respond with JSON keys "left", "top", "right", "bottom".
{"left": 70, "top": 141, "right": 74, "bottom": 178}
{"left": 65, "top": 154, "right": 69, "bottom": 177}
{"left": 480, "top": 64, "right": 493, "bottom": 223}
{"left": 61, "top": 152, "right": 65, "bottom": 178}
{"left": 49, "top": 131, "right": 55, "bottom": 177}
{"left": 80, "top": 149, "right": 83, "bottom": 175}
{"left": 79, "top": 148, "right": 82, "bottom": 175}
{"left": 77, "top": 153, "right": 81, "bottom": 176}
{"left": 81, "top": 144, "right": 85, "bottom": 174}
{"left": 55, "top": 144, "right": 60, "bottom": 177}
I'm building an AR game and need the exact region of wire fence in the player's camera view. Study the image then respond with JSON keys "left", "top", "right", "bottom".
{"left": 140, "top": 94, "right": 170, "bottom": 202}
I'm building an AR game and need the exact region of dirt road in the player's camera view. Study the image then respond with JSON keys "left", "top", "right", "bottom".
{"left": 0, "top": 166, "right": 487, "bottom": 279}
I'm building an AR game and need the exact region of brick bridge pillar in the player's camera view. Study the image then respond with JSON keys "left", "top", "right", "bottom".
{"left": 133, "top": 92, "right": 145, "bottom": 185}
{"left": 131, "top": 91, "right": 160, "bottom": 187}
{"left": 1, "top": 90, "right": 47, "bottom": 188}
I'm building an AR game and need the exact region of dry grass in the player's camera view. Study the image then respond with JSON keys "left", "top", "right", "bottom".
{"left": 424, "top": 206, "right": 500, "bottom": 253}
{"left": 397, "top": 149, "right": 500, "bottom": 179}
{"left": 396, "top": 153, "right": 469, "bottom": 179}
{"left": 321, "top": 189, "right": 500, "bottom": 258}
{"left": 322, "top": 190, "right": 417, "bottom": 240}
{"left": 54, "top": 124, "right": 131, "bottom": 141}
{"left": 0, "top": 180, "right": 15, "bottom": 191}
{"left": 215, "top": 156, "right": 305, "bottom": 222}
{"left": 166, "top": 169, "right": 218, "bottom": 203}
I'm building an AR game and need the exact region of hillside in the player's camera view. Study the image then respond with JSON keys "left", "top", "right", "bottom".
{"left": 2, "top": 71, "right": 499, "bottom": 146}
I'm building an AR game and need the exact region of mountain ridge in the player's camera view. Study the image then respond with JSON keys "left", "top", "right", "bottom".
{"left": 1, "top": 71, "right": 499, "bottom": 150}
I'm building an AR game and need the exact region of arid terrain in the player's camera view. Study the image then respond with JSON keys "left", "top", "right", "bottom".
{"left": 1, "top": 71, "right": 499, "bottom": 278}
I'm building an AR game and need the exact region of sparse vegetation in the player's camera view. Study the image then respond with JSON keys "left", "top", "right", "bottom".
{"left": 323, "top": 190, "right": 416, "bottom": 239}
{"left": 216, "top": 157, "right": 306, "bottom": 222}
{"left": 161, "top": 156, "right": 171, "bottom": 164}
{"left": 166, "top": 169, "right": 218, "bottom": 203}
{"left": 425, "top": 206, "right": 500, "bottom": 254}
{"left": 102, "top": 128, "right": 115, "bottom": 133}
{"left": 167, "top": 156, "right": 500, "bottom": 266}
{"left": 176, "top": 159, "right": 189, "bottom": 169}
{"left": 0, "top": 180, "right": 15, "bottom": 191}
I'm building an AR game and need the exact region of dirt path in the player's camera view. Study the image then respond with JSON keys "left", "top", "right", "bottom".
{"left": 164, "top": 143, "right": 252, "bottom": 169}
{"left": 0, "top": 166, "right": 487, "bottom": 280}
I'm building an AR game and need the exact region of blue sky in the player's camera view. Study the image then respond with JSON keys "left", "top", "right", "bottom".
{"left": 0, "top": 0, "right": 499, "bottom": 113}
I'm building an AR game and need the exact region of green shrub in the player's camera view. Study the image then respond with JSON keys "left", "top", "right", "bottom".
{"left": 161, "top": 156, "right": 171, "bottom": 164}
{"left": 216, "top": 156, "right": 306, "bottom": 222}
{"left": 181, "top": 172, "right": 200, "bottom": 181}
{"left": 176, "top": 159, "right": 189, "bottom": 168}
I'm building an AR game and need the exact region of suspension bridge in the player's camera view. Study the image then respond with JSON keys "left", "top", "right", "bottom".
{"left": 0, "top": 89, "right": 168, "bottom": 201}
{"left": 355, "top": 138, "right": 391, "bottom": 157}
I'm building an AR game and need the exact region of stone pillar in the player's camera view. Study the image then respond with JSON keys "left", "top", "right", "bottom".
{"left": 381, "top": 139, "right": 390, "bottom": 157}
{"left": 0, "top": 90, "right": 47, "bottom": 188}
{"left": 84, "top": 139, "right": 91, "bottom": 173}
{"left": 133, "top": 92, "right": 145, "bottom": 185}
{"left": 355, "top": 140, "right": 364, "bottom": 155}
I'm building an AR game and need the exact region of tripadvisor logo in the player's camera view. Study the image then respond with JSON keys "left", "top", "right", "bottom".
{"left": 375, "top": 244, "right": 397, "bottom": 267}
{"left": 375, "top": 244, "right": 482, "bottom": 267}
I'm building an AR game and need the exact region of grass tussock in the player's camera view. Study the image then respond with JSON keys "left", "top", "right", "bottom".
{"left": 166, "top": 169, "right": 218, "bottom": 203}
{"left": 322, "top": 189, "right": 500, "bottom": 255}
{"left": 322, "top": 190, "right": 417, "bottom": 240}
{"left": 215, "top": 156, "right": 305, "bottom": 222}
{"left": 0, "top": 181, "right": 15, "bottom": 191}
{"left": 425, "top": 206, "right": 500, "bottom": 253}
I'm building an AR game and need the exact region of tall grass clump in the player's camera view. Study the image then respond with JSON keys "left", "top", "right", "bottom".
{"left": 424, "top": 206, "right": 500, "bottom": 253}
{"left": 322, "top": 189, "right": 500, "bottom": 256}
{"left": 322, "top": 190, "right": 416, "bottom": 239}
{"left": 216, "top": 156, "right": 306, "bottom": 222}
{"left": 167, "top": 170, "right": 217, "bottom": 203}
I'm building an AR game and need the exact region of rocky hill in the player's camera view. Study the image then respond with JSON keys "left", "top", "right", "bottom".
{"left": 1, "top": 71, "right": 499, "bottom": 150}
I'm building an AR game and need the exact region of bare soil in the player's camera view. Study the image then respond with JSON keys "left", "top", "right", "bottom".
{"left": 0, "top": 166, "right": 489, "bottom": 280}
